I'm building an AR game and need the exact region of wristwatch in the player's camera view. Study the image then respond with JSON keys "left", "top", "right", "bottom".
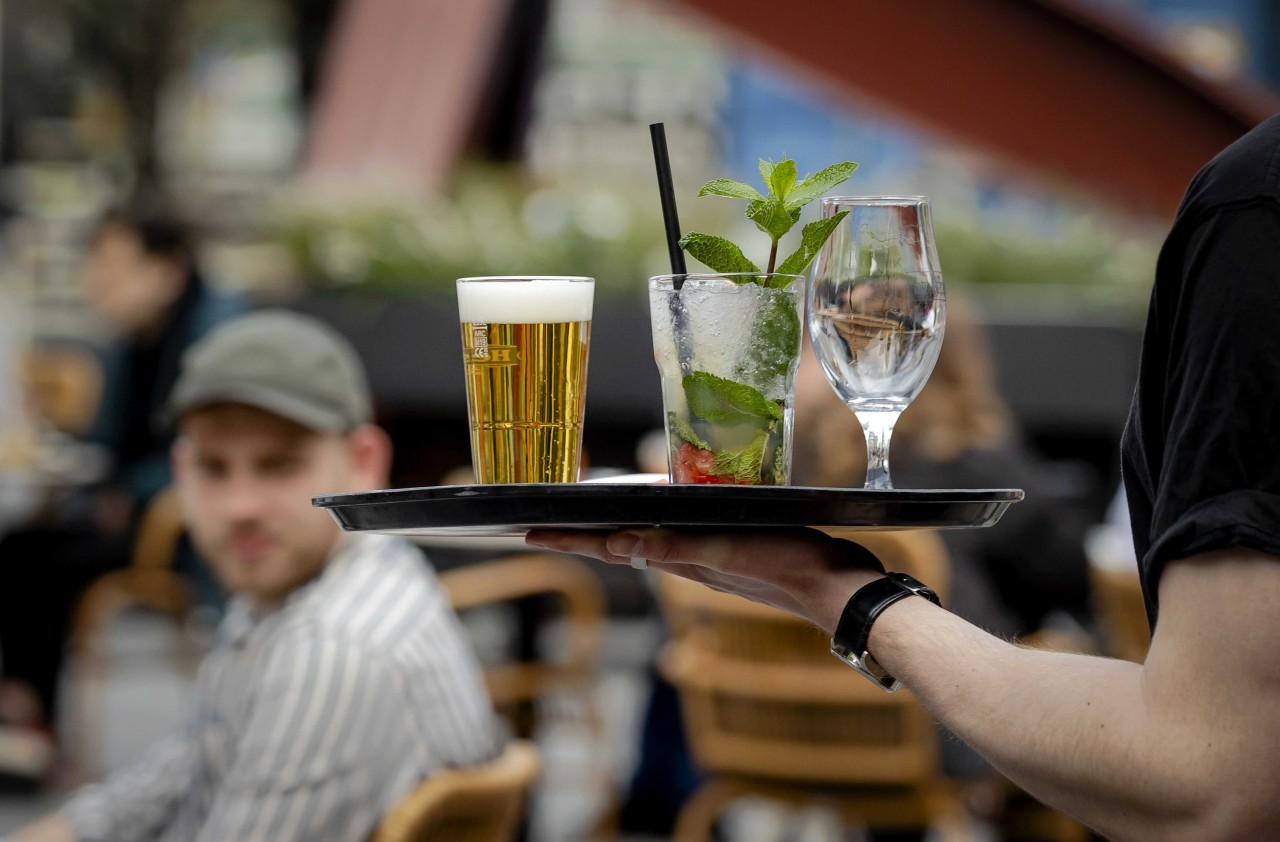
{"left": 830, "top": 572, "right": 940, "bottom": 692}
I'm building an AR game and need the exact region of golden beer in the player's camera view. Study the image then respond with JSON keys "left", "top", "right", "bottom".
{"left": 457, "top": 277, "right": 593, "bottom": 483}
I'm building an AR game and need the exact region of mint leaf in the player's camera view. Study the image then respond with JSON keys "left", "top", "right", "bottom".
{"left": 784, "top": 161, "right": 858, "bottom": 211}
{"left": 698, "top": 179, "right": 765, "bottom": 202}
{"left": 683, "top": 371, "right": 782, "bottom": 425}
{"left": 667, "top": 412, "right": 710, "bottom": 450}
{"left": 711, "top": 430, "right": 769, "bottom": 483}
{"left": 776, "top": 210, "right": 850, "bottom": 276}
{"left": 758, "top": 158, "right": 775, "bottom": 187}
{"left": 745, "top": 197, "right": 800, "bottom": 241}
{"left": 737, "top": 289, "right": 802, "bottom": 388}
{"left": 679, "top": 232, "right": 761, "bottom": 274}
{"left": 768, "top": 158, "right": 797, "bottom": 201}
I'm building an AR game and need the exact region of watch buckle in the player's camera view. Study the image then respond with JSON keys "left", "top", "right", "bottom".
{"left": 830, "top": 644, "right": 903, "bottom": 693}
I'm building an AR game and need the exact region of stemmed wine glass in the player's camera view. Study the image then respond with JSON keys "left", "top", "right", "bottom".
{"left": 807, "top": 197, "right": 946, "bottom": 489}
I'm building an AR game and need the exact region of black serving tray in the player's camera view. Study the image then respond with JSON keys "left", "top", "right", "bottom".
{"left": 312, "top": 484, "right": 1023, "bottom": 538}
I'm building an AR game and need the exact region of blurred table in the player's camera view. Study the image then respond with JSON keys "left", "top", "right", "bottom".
{"left": 0, "top": 436, "right": 110, "bottom": 533}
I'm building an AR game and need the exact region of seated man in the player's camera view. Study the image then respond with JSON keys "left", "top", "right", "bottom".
{"left": 8, "top": 310, "right": 498, "bottom": 842}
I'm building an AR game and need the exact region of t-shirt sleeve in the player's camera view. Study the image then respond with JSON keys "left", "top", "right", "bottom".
{"left": 1143, "top": 202, "right": 1280, "bottom": 582}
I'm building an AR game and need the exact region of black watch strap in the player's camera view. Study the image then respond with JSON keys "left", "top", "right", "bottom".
{"left": 831, "top": 573, "right": 941, "bottom": 691}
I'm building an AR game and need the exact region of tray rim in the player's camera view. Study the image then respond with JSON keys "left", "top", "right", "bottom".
{"left": 313, "top": 483, "right": 1025, "bottom": 510}
{"left": 313, "top": 484, "right": 1024, "bottom": 536}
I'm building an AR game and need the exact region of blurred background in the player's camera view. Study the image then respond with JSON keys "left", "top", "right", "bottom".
{"left": 1, "top": 0, "right": 1275, "bottom": 492}
{"left": 0, "top": 0, "right": 1277, "bottom": 839}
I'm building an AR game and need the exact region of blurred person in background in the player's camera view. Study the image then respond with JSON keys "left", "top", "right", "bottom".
{"left": 6, "top": 310, "right": 497, "bottom": 842}
{"left": 81, "top": 204, "right": 244, "bottom": 507}
{"left": 0, "top": 204, "right": 242, "bottom": 781}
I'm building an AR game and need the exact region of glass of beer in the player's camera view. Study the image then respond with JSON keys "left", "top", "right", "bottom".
{"left": 457, "top": 276, "right": 594, "bottom": 483}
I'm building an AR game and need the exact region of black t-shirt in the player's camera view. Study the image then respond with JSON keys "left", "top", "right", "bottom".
{"left": 1121, "top": 113, "right": 1280, "bottom": 627}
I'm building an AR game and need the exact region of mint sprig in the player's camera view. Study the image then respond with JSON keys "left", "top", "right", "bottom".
{"left": 680, "top": 156, "right": 858, "bottom": 278}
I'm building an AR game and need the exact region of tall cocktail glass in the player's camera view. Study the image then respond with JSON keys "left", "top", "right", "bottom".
{"left": 649, "top": 272, "right": 804, "bottom": 485}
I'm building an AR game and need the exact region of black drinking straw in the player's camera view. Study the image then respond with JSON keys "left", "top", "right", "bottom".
{"left": 649, "top": 123, "right": 687, "bottom": 288}
{"left": 649, "top": 122, "right": 696, "bottom": 372}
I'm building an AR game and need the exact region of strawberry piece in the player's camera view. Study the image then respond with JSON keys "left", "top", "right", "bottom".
{"left": 672, "top": 442, "right": 754, "bottom": 485}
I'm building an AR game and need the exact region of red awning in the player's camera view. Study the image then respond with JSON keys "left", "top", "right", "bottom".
{"left": 304, "top": 0, "right": 1278, "bottom": 215}
{"left": 303, "top": 0, "right": 512, "bottom": 195}
{"left": 670, "top": 0, "right": 1279, "bottom": 217}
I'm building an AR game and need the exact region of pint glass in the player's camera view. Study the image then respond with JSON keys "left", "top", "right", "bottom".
{"left": 457, "top": 276, "right": 594, "bottom": 483}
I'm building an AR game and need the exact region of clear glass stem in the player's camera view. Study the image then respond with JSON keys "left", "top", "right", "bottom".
{"left": 857, "top": 408, "right": 901, "bottom": 490}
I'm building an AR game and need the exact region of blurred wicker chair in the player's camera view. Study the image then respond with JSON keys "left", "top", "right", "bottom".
{"left": 438, "top": 552, "right": 613, "bottom": 836}
{"left": 1090, "top": 564, "right": 1151, "bottom": 663}
{"left": 69, "top": 487, "right": 195, "bottom": 778}
{"left": 21, "top": 347, "right": 103, "bottom": 436}
{"left": 71, "top": 488, "right": 191, "bottom": 650}
{"left": 655, "top": 530, "right": 973, "bottom": 841}
{"left": 370, "top": 739, "right": 540, "bottom": 842}
{"left": 1084, "top": 523, "right": 1151, "bottom": 663}
{"left": 438, "top": 552, "right": 605, "bottom": 728}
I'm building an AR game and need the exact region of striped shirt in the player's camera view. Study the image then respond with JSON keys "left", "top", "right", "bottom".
{"left": 61, "top": 534, "right": 499, "bottom": 842}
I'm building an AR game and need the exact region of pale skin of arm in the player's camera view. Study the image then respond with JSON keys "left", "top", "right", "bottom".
{"left": 526, "top": 527, "right": 1280, "bottom": 841}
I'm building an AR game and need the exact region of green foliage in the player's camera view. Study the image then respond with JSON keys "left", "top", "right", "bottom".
{"left": 711, "top": 430, "right": 770, "bottom": 483}
{"left": 677, "top": 233, "right": 760, "bottom": 274}
{"left": 767, "top": 159, "right": 797, "bottom": 200}
{"left": 776, "top": 211, "right": 850, "bottom": 276}
{"left": 683, "top": 371, "right": 782, "bottom": 425}
{"left": 698, "top": 179, "right": 764, "bottom": 201}
{"left": 667, "top": 413, "right": 711, "bottom": 450}
{"left": 269, "top": 164, "right": 706, "bottom": 296}
{"left": 745, "top": 197, "right": 801, "bottom": 241}
{"left": 784, "top": 162, "right": 859, "bottom": 211}
{"left": 933, "top": 219, "right": 1159, "bottom": 320}
{"left": 736, "top": 290, "right": 802, "bottom": 391}
{"left": 682, "top": 154, "right": 857, "bottom": 276}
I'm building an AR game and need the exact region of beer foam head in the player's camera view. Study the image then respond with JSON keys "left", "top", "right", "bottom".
{"left": 457, "top": 277, "right": 594, "bottom": 324}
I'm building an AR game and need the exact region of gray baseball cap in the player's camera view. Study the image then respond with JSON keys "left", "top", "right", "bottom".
{"left": 164, "top": 310, "right": 372, "bottom": 432}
